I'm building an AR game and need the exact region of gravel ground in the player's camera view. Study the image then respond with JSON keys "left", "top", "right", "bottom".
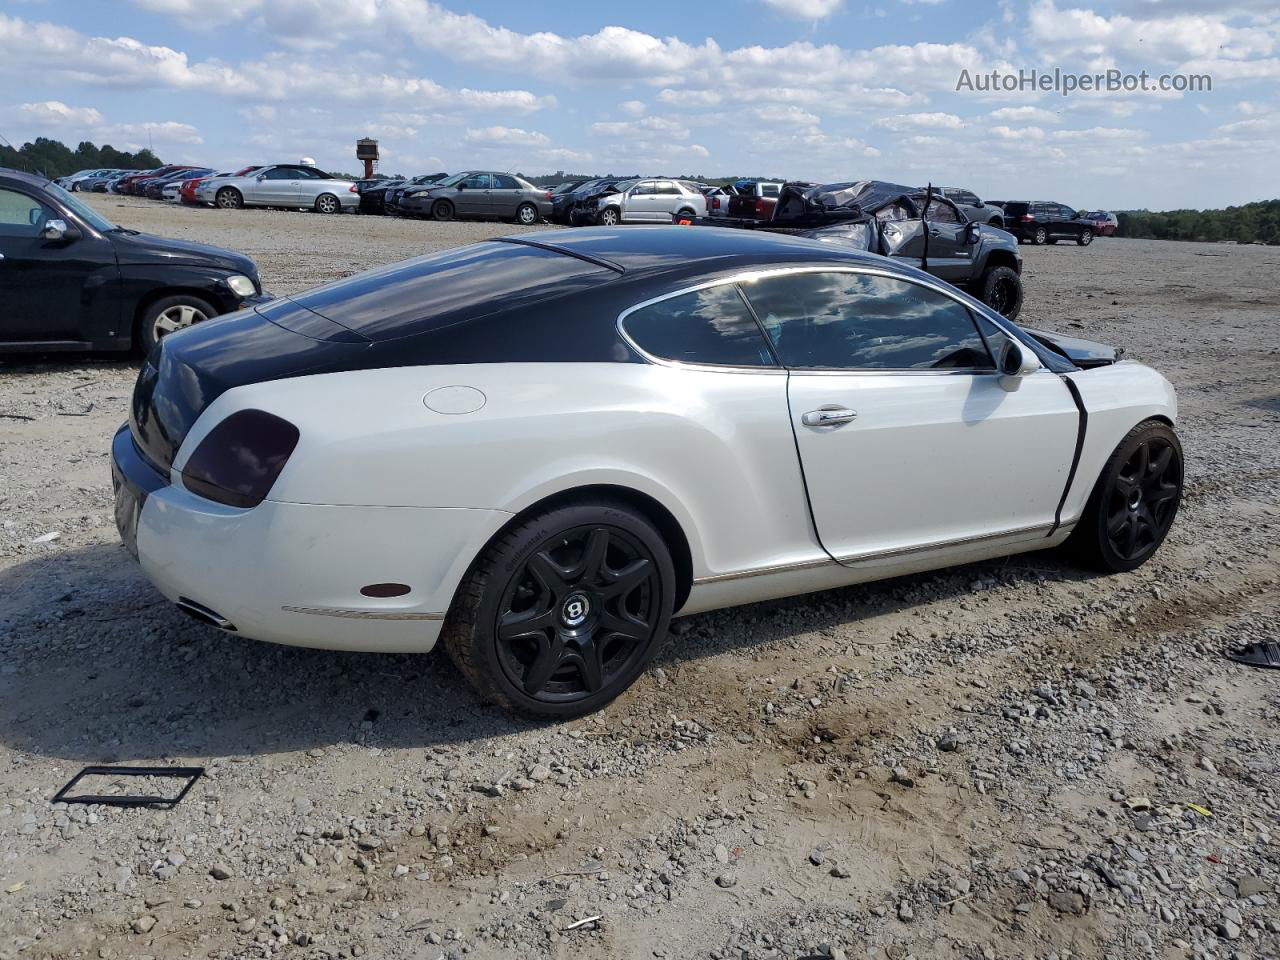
{"left": 1, "top": 197, "right": 1278, "bottom": 960}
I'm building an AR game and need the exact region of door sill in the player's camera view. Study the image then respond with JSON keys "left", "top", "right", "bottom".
{"left": 0, "top": 339, "right": 111, "bottom": 353}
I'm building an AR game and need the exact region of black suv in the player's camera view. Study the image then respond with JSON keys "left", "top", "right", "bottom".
{"left": 1000, "top": 201, "right": 1095, "bottom": 246}
{"left": 0, "top": 168, "right": 269, "bottom": 354}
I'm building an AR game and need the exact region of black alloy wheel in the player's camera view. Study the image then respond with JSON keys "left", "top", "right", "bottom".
{"left": 1073, "top": 420, "right": 1182, "bottom": 572}
{"left": 433, "top": 199, "right": 454, "bottom": 221}
{"left": 442, "top": 500, "right": 675, "bottom": 717}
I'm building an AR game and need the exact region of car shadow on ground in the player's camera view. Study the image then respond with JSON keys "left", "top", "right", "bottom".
{"left": 0, "top": 541, "right": 1103, "bottom": 766}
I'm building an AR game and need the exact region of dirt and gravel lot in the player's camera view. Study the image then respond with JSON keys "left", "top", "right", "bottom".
{"left": 1, "top": 196, "right": 1278, "bottom": 960}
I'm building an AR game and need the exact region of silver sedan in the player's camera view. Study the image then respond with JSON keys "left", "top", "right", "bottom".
{"left": 197, "top": 164, "right": 358, "bottom": 214}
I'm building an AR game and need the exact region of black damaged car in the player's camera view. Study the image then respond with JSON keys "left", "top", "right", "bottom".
{"left": 696, "top": 180, "right": 1025, "bottom": 320}
{"left": 0, "top": 168, "right": 270, "bottom": 354}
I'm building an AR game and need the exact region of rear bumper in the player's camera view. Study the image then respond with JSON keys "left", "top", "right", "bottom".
{"left": 111, "top": 427, "right": 507, "bottom": 653}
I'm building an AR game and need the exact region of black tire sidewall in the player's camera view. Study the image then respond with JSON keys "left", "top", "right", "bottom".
{"left": 1079, "top": 230, "right": 1093, "bottom": 245}
{"left": 1033, "top": 227, "right": 1047, "bottom": 244}
{"left": 433, "top": 200, "right": 453, "bottom": 221}
{"left": 460, "top": 501, "right": 675, "bottom": 717}
{"left": 982, "top": 265, "right": 1023, "bottom": 321}
{"left": 316, "top": 193, "right": 338, "bottom": 214}
{"left": 1079, "top": 421, "right": 1183, "bottom": 573}
{"left": 217, "top": 188, "right": 241, "bottom": 209}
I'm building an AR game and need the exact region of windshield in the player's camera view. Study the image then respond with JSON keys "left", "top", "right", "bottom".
{"left": 47, "top": 182, "right": 116, "bottom": 233}
{"left": 435, "top": 172, "right": 471, "bottom": 187}
{"left": 610, "top": 179, "right": 639, "bottom": 192}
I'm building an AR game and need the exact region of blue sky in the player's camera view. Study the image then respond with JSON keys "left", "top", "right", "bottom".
{"left": 1, "top": 0, "right": 1277, "bottom": 209}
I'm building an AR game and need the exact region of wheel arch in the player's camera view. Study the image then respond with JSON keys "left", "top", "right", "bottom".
{"left": 459, "top": 482, "right": 696, "bottom": 614}
{"left": 131, "top": 286, "right": 222, "bottom": 348}
{"left": 984, "top": 248, "right": 1021, "bottom": 274}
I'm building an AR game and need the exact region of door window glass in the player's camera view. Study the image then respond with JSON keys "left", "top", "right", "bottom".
{"left": 0, "top": 189, "right": 51, "bottom": 237}
{"left": 461, "top": 174, "right": 491, "bottom": 190}
{"left": 741, "top": 272, "right": 994, "bottom": 371}
{"left": 654, "top": 181, "right": 680, "bottom": 195}
{"left": 924, "top": 200, "right": 962, "bottom": 223}
{"left": 493, "top": 175, "right": 520, "bottom": 189}
{"left": 631, "top": 182, "right": 655, "bottom": 196}
{"left": 622, "top": 286, "right": 775, "bottom": 367}
{"left": 262, "top": 167, "right": 295, "bottom": 180}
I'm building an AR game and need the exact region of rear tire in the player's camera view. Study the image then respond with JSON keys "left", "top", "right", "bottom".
{"left": 979, "top": 265, "right": 1023, "bottom": 321}
{"left": 432, "top": 200, "right": 454, "bottom": 221}
{"left": 442, "top": 499, "right": 676, "bottom": 718}
{"left": 1068, "top": 420, "right": 1182, "bottom": 573}
{"left": 1031, "top": 226, "right": 1047, "bottom": 245}
{"left": 515, "top": 202, "right": 538, "bottom": 225}
{"left": 138, "top": 294, "right": 216, "bottom": 355}
{"left": 215, "top": 188, "right": 243, "bottom": 210}
{"left": 314, "top": 193, "right": 340, "bottom": 215}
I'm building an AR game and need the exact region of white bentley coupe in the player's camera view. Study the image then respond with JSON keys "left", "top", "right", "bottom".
{"left": 113, "top": 227, "right": 1182, "bottom": 716}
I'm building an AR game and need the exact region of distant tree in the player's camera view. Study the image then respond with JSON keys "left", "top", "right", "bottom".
{"left": 0, "top": 136, "right": 163, "bottom": 178}
{"left": 1117, "top": 199, "right": 1280, "bottom": 245}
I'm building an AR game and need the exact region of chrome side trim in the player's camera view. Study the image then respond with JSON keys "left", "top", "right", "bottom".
{"left": 833, "top": 522, "right": 1057, "bottom": 566}
{"left": 282, "top": 605, "right": 445, "bottom": 621}
{"left": 692, "top": 556, "right": 835, "bottom": 585}
{"left": 691, "top": 521, "right": 1067, "bottom": 586}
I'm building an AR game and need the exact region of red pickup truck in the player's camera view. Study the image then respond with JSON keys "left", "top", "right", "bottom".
{"left": 726, "top": 180, "right": 783, "bottom": 220}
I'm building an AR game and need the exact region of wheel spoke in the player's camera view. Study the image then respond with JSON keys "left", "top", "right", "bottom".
{"left": 599, "top": 557, "right": 653, "bottom": 600}
{"left": 1132, "top": 442, "right": 1149, "bottom": 479}
{"left": 1148, "top": 481, "right": 1179, "bottom": 506}
{"left": 527, "top": 551, "right": 572, "bottom": 596}
{"left": 1107, "top": 509, "right": 1129, "bottom": 536}
{"left": 577, "top": 528, "right": 610, "bottom": 581}
{"left": 572, "top": 633, "right": 604, "bottom": 692}
{"left": 1148, "top": 444, "right": 1173, "bottom": 479}
{"left": 523, "top": 634, "right": 567, "bottom": 695}
{"left": 599, "top": 608, "right": 650, "bottom": 643}
{"left": 498, "top": 607, "right": 556, "bottom": 642}
{"left": 1124, "top": 512, "right": 1139, "bottom": 557}
{"left": 154, "top": 313, "right": 178, "bottom": 333}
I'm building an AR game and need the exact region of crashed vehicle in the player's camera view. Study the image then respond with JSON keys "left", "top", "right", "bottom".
{"left": 560, "top": 177, "right": 633, "bottom": 225}
{"left": 703, "top": 180, "right": 1025, "bottom": 320}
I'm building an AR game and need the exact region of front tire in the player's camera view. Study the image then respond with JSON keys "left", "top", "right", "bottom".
{"left": 1078, "top": 229, "right": 1093, "bottom": 246}
{"left": 314, "top": 193, "right": 340, "bottom": 215}
{"left": 138, "top": 294, "right": 216, "bottom": 355}
{"left": 598, "top": 207, "right": 620, "bottom": 227}
{"left": 979, "top": 265, "right": 1023, "bottom": 321}
{"left": 442, "top": 499, "right": 676, "bottom": 718}
{"left": 432, "top": 200, "right": 454, "bottom": 222}
{"left": 215, "top": 188, "right": 243, "bottom": 210}
{"left": 1070, "top": 420, "right": 1182, "bottom": 573}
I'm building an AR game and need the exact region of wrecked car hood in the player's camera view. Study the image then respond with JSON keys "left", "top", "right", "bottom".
{"left": 1022, "top": 327, "right": 1122, "bottom": 368}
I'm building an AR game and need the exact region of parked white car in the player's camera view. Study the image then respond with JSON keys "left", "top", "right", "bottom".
{"left": 595, "top": 178, "right": 707, "bottom": 225}
{"left": 196, "top": 163, "right": 358, "bottom": 214}
{"left": 113, "top": 227, "right": 1181, "bottom": 718}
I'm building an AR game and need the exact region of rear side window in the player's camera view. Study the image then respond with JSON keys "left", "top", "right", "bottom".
{"left": 493, "top": 175, "right": 520, "bottom": 189}
{"left": 623, "top": 286, "right": 776, "bottom": 367}
{"left": 741, "top": 271, "right": 993, "bottom": 371}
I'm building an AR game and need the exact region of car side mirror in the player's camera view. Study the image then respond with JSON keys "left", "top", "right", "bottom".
{"left": 964, "top": 222, "right": 981, "bottom": 245}
{"left": 456, "top": 182, "right": 466, "bottom": 190}
{"left": 998, "top": 341, "right": 1042, "bottom": 391}
{"left": 40, "top": 219, "right": 81, "bottom": 243}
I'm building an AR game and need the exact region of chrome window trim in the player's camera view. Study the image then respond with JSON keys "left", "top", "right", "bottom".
{"left": 617, "top": 263, "right": 1022, "bottom": 376}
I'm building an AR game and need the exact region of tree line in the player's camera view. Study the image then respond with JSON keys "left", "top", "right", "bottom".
{"left": 1117, "top": 199, "right": 1280, "bottom": 245}
{"left": 0, "top": 137, "right": 163, "bottom": 179}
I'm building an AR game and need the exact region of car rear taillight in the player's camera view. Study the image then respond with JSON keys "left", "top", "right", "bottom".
{"left": 180, "top": 410, "right": 299, "bottom": 508}
{"left": 712, "top": 197, "right": 720, "bottom": 209}
{"left": 349, "top": 184, "right": 359, "bottom": 193}
{"left": 1022, "top": 214, "right": 1035, "bottom": 221}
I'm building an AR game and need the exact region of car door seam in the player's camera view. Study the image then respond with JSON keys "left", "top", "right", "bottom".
{"left": 1050, "top": 373, "right": 1089, "bottom": 536}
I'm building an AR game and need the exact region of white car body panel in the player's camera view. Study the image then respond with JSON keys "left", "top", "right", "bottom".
{"left": 136, "top": 337, "right": 1177, "bottom": 655}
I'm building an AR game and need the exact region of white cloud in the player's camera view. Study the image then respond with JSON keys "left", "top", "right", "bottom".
{"left": 991, "top": 124, "right": 1044, "bottom": 139}
{"left": 1050, "top": 126, "right": 1145, "bottom": 141}
{"left": 619, "top": 100, "right": 646, "bottom": 117}
{"left": 464, "top": 125, "right": 551, "bottom": 146}
{"left": 988, "top": 105, "right": 1062, "bottom": 124}
{"left": 590, "top": 115, "right": 691, "bottom": 140}
{"left": 873, "top": 112, "right": 964, "bottom": 130}
{"left": 761, "top": 0, "right": 843, "bottom": 19}
{"left": 10, "top": 100, "right": 203, "bottom": 148}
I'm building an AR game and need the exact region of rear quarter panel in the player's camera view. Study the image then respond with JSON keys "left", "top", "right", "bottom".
{"left": 173, "top": 362, "right": 821, "bottom": 586}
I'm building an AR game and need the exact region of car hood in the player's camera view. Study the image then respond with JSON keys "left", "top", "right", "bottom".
{"left": 1022, "top": 327, "right": 1121, "bottom": 368}
{"left": 108, "top": 231, "right": 257, "bottom": 277}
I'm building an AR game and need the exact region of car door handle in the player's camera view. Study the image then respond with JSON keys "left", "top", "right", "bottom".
{"left": 802, "top": 408, "right": 858, "bottom": 427}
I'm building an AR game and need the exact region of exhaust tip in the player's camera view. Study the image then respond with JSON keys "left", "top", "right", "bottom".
{"left": 175, "top": 597, "right": 237, "bottom": 632}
